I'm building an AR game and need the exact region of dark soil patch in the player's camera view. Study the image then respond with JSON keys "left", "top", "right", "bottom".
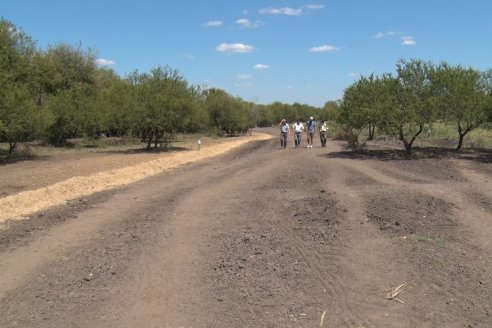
{"left": 366, "top": 188, "right": 457, "bottom": 237}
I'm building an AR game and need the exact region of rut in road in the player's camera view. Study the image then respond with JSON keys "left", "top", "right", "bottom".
{"left": 0, "top": 135, "right": 491, "bottom": 327}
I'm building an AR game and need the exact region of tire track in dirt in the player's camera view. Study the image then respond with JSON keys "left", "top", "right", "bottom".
{"left": 318, "top": 159, "right": 416, "bottom": 327}
{"left": 0, "top": 140, "right": 274, "bottom": 328}
{"left": 335, "top": 150, "right": 492, "bottom": 327}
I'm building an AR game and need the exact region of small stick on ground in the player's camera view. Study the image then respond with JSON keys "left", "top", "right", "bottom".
{"left": 320, "top": 310, "right": 326, "bottom": 327}
{"left": 384, "top": 283, "right": 407, "bottom": 305}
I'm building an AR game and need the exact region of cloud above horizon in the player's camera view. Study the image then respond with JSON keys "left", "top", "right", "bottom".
{"left": 372, "top": 31, "right": 396, "bottom": 39}
{"left": 258, "top": 7, "right": 303, "bottom": 16}
{"left": 204, "top": 20, "right": 223, "bottom": 27}
{"left": 217, "top": 43, "right": 255, "bottom": 53}
{"left": 95, "top": 58, "right": 115, "bottom": 66}
{"left": 236, "top": 18, "right": 264, "bottom": 29}
{"left": 401, "top": 36, "right": 416, "bottom": 46}
{"left": 254, "top": 64, "right": 270, "bottom": 69}
{"left": 258, "top": 4, "right": 324, "bottom": 16}
{"left": 309, "top": 45, "right": 340, "bottom": 52}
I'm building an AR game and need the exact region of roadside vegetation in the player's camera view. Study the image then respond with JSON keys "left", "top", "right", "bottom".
{"left": 337, "top": 59, "right": 492, "bottom": 154}
{"left": 1, "top": 18, "right": 491, "bottom": 161}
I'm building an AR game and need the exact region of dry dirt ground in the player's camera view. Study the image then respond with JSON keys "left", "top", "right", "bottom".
{"left": 0, "top": 128, "right": 491, "bottom": 328}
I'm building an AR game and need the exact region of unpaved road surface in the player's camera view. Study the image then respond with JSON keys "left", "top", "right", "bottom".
{"left": 1, "top": 130, "right": 491, "bottom": 327}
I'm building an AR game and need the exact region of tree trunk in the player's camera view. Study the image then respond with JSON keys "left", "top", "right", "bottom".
{"left": 456, "top": 134, "right": 465, "bottom": 151}
{"left": 399, "top": 124, "right": 423, "bottom": 155}
{"left": 8, "top": 141, "right": 16, "bottom": 158}
{"left": 146, "top": 130, "right": 154, "bottom": 150}
{"left": 367, "top": 123, "right": 375, "bottom": 141}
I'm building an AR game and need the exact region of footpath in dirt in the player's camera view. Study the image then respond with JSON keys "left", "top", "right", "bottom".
{"left": 0, "top": 129, "right": 491, "bottom": 327}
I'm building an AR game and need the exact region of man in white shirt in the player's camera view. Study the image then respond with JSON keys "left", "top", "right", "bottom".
{"left": 292, "top": 120, "right": 304, "bottom": 148}
{"left": 279, "top": 119, "right": 290, "bottom": 149}
{"left": 319, "top": 120, "right": 328, "bottom": 147}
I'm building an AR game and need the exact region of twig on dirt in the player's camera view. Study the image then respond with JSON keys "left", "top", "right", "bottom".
{"left": 320, "top": 310, "right": 326, "bottom": 327}
{"left": 384, "top": 284, "right": 407, "bottom": 305}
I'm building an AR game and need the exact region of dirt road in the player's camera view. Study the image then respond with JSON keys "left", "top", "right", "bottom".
{"left": 1, "top": 130, "right": 491, "bottom": 327}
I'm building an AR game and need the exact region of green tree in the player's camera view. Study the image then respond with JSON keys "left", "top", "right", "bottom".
{"left": 480, "top": 69, "right": 492, "bottom": 124}
{"left": 0, "top": 19, "right": 46, "bottom": 155}
{"left": 0, "top": 85, "right": 45, "bottom": 155}
{"left": 320, "top": 101, "right": 339, "bottom": 121}
{"left": 93, "top": 68, "right": 135, "bottom": 137}
{"left": 204, "top": 88, "right": 251, "bottom": 136}
{"left": 38, "top": 43, "right": 96, "bottom": 94}
{"left": 387, "top": 59, "right": 435, "bottom": 154}
{"left": 130, "top": 66, "right": 197, "bottom": 149}
{"left": 338, "top": 74, "right": 388, "bottom": 145}
{"left": 431, "top": 63, "right": 488, "bottom": 151}
{"left": 45, "top": 88, "right": 84, "bottom": 146}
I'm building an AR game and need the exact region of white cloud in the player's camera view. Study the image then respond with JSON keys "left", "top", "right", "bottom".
{"left": 236, "top": 18, "right": 264, "bottom": 29}
{"left": 237, "top": 74, "right": 253, "bottom": 80}
{"left": 258, "top": 7, "right": 303, "bottom": 16}
{"left": 309, "top": 45, "right": 340, "bottom": 52}
{"left": 204, "top": 20, "right": 223, "bottom": 27}
{"left": 401, "top": 36, "right": 416, "bottom": 46}
{"left": 349, "top": 72, "right": 359, "bottom": 77}
{"left": 254, "top": 64, "right": 270, "bottom": 69}
{"left": 372, "top": 31, "right": 396, "bottom": 39}
{"left": 306, "top": 4, "right": 325, "bottom": 10}
{"left": 95, "top": 58, "right": 115, "bottom": 66}
{"left": 216, "top": 43, "right": 255, "bottom": 53}
{"left": 258, "top": 4, "right": 324, "bottom": 16}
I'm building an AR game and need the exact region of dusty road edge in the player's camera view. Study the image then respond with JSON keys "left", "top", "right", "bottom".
{"left": 0, "top": 133, "right": 273, "bottom": 225}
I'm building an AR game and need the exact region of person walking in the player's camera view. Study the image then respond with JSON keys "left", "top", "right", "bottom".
{"left": 306, "top": 116, "right": 316, "bottom": 148}
{"left": 319, "top": 120, "right": 328, "bottom": 147}
{"left": 279, "top": 119, "right": 289, "bottom": 149}
{"left": 292, "top": 120, "right": 304, "bottom": 148}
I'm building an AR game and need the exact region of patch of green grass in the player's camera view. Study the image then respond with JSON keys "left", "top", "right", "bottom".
{"left": 1, "top": 133, "right": 230, "bottom": 159}
{"left": 407, "top": 233, "right": 445, "bottom": 247}
{"left": 422, "top": 123, "right": 492, "bottom": 148}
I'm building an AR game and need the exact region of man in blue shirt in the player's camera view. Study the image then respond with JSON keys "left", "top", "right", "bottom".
{"left": 306, "top": 117, "right": 316, "bottom": 148}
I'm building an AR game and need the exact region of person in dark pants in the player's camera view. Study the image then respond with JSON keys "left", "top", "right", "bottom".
{"left": 306, "top": 116, "right": 316, "bottom": 148}
{"left": 319, "top": 120, "right": 328, "bottom": 147}
{"left": 279, "top": 119, "right": 289, "bottom": 149}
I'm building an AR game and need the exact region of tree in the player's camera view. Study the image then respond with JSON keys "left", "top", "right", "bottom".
{"left": 92, "top": 68, "right": 135, "bottom": 137}
{"left": 480, "top": 69, "right": 492, "bottom": 124}
{"left": 204, "top": 88, "right": 251, "bottom": 136}
{"left": 431, "top": 63, "right": 488, "bottom": 151}
{"left": 338, "top": 74, "right": 390, "bottom": 145}
{"left": 130, "top": 66, "right": 197, "bottom": 149}
{"left": 386, "top": 59, "right": 435, "bottom": 154}
{"left": 0, "top": 85, "right": 45, "bottom": 155}
{"left": 37, "top": 43, "right": 96, "bottom": 97}
{"left": 0, "top": 19, "right": 46, "bottom": 155}
{"left": 321, "top": 101, "right": 339, "bottom": 121}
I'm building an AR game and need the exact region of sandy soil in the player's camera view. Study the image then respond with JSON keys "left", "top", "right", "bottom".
{"left": 0, "top": 133, "right": 271, "bottom": 223}
{"left": 0, "top": 128, "right": 491, "bottom": 327}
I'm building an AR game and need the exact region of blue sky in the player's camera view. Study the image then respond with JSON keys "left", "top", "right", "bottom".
{"left": 2, "top": 0, "right": 492, "bottom": 107}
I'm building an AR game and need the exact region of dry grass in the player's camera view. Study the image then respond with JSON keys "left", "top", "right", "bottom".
{"left": 0, "top": 133, "right": 272, "bottom": 225}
